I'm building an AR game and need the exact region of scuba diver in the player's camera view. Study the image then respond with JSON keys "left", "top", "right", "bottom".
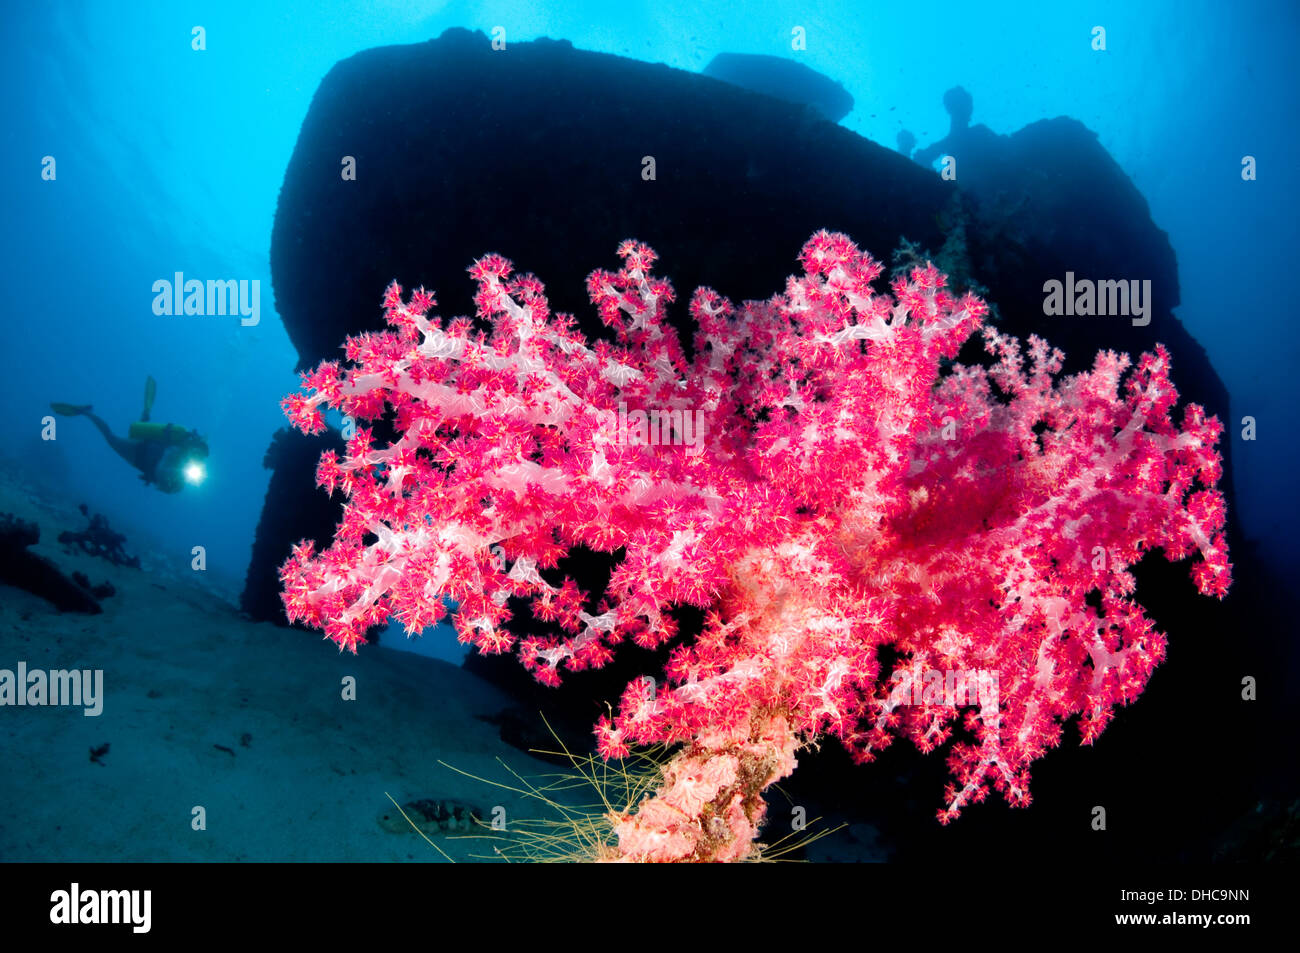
{"left": 51, "top": 376, "right": 209, "bottom": 493}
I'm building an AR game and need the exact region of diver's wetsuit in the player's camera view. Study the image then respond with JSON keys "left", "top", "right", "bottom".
{"left": 73, "top": 410, "right": 165, "bottom": 482}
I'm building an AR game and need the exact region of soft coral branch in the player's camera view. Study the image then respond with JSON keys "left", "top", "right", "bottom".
{"left": 281, "top": 231, "right": 1230, "bottom": 859}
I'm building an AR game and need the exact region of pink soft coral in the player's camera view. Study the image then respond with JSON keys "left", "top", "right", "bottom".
{"left": 281, "top": 231, "right": 1230, "bottom": 859}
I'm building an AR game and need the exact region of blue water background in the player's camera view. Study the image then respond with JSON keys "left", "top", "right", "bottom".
{"left": 3, "top": 1, "right": 1295, "bottom": 663}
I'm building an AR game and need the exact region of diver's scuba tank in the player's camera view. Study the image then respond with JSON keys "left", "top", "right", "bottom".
{"left": 128, "top": 377, "right": 210, "bottom": 456}
{"left": 127, "top": 420, "right": 205, "bottom": 449}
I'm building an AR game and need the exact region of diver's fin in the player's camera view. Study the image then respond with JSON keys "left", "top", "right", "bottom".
{"left": 50, "top": 402, "right": 92, "bottom": 416}
{"left": 142, "top": 375, "right": 157, "bottom": 422}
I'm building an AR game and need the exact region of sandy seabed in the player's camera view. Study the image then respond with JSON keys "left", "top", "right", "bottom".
{"left": 0, "top": 463, "right": 571, "bottom": 862}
